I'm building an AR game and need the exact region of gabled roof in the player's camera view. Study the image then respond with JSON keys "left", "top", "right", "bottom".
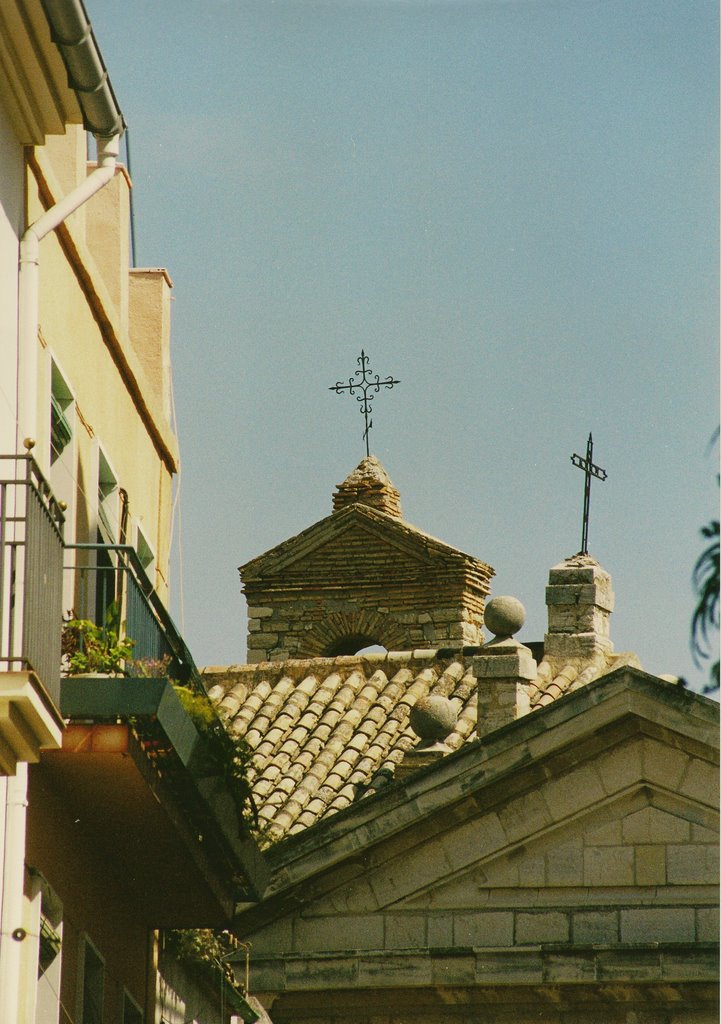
{"left": 204, "top": 645, "right": 641, "bottom": 844}
{"left": 239, "top": 503, "right": 491, "bottom": 583}
{"left": 230, "top": 667, "right": 719, "bottom": 1004}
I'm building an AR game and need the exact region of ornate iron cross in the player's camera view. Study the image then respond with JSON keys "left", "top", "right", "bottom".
{"left": 329, "top": 350, "right": 400, "bottom": 457}
{"left": 571, "top": 433, "right": 607, "bottom": 555}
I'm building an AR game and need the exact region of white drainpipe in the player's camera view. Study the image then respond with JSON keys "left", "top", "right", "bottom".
{"left": 16, "top": 132, "right": 120, "bottom": 450}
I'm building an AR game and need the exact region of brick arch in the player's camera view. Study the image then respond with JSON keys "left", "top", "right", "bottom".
{"left": 302, "top": 609, "right": 409, "bottom": 658}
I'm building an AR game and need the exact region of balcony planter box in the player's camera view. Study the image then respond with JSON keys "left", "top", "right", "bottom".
{"left": 58, "top": 676, "right": 269, "bottom": 903}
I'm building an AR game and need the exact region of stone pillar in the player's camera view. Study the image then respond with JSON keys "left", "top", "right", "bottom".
{"left": 473, "top": 597, "right": 536, "bottom": 739}
{"left": 544, "top": 554, "right": 614, "bottom": 660}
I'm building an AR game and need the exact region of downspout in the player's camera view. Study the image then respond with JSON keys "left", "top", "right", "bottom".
{"left": 16, "top": 132, "right": 120, "bottom": 450}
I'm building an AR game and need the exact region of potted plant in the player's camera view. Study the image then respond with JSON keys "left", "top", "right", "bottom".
{"left": 61, "top": 602, "right": 135, "bottom": 676}
{"left": 125, "top": 653, "right": 173, "bottom": 678}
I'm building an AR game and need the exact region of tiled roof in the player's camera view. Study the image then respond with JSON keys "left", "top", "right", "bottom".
{"left": 204, "top": 646, "right": 640, "bottom": 844}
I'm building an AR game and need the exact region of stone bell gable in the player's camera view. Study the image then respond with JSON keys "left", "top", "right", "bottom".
{"left": 239, "top": 458, "right": 494, "bottom": 663}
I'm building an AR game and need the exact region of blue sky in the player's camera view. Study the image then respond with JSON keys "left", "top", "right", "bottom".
{"left": 90, "top": 0, "right": 718, "bottom": 686}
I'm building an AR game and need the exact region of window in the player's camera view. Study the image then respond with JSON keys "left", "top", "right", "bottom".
{"left": 135, "top": 526, "right": 155, "bottom": 581}
{"left": 50, "top": 363, "right": 73, "bottom": 465}
{"left": 97, "top": 450, "right": 118, "bottom": 542}
{"left": 78, "top": 936, "right": 104, "bottom": 1024}
{"left": 122, "top": 991, "right": 143, "bottom": 1024}
{"left": 34, "top": 877, "right": 63, "bottom": 1024}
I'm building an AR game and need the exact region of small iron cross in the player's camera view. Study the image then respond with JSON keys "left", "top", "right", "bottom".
{"left": 329, "top": 350, "right": 400, "bottom": 457}
{"left": 571, "top": 433, "right": 607, "bottom": 555}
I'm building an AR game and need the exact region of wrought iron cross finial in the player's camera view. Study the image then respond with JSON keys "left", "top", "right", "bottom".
{"left": 570, "top": 433, "right": 607, "bottom": 555}
{"left": 329, "top": 350, "right": 400, "bottom": 457}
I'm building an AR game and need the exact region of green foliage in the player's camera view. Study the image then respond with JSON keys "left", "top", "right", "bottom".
{"left": 125, "top": 653, "right": 173, "bottom": 677}
{"left": 164, "top": 929, "right": 241, "bottom": 988}
{"left": 61, "top": 602, "right": 134, "bottom": 675}
{"left": 690, "top": 430, "right": 719, "bottom": 693}
{"left": 692, "top": 517, "right": 720, "bottom": 691}
{"left": 173, "top": 684, "right": 259, "bottom": 831}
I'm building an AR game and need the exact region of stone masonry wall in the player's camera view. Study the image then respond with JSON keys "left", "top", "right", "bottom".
{"left": 245, "top": 583, "right": 486, "bottom": 663}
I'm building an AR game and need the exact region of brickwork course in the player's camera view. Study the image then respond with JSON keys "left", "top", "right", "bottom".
{"left": 239, "top": 457, "right": 494, "bottom": 661}
{"left": 216, "top": 461, "right": 719, "bottom": 1022}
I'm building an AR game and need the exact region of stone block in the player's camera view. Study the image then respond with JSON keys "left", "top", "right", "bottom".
{"left": 249, "top": 631, "right": 279, "bottom": 646}
{"left": 357, "top": 951, "right": 426, "bottom": 987}
{"left": 475, "top": 949, "right": 543, "bottom": 985}
{"left": 620, "top": 907, "right": 695, "bottom": 943}
{"left": 251, "top": 918, "right": 293, "bottom": 954}
{"left": 294, "top": 914, "right": 383, "bottom": 953}
{"left": 679, "top": 757, "right": 719, "bottom": 802}
{"left": 427, "top": 913, "right": 453, "bottom": 948}
{"left": 439, "top": 809, "right": 504, "bottom": 867}
{"left": 247, "top": 606, "right": 274, "bottom": 618}
{"left": 429, "top": 950, "right": 476, "bottom": 985}
{"left": 474, "top": 649, "right": 536, "bottom": 680}
{"left": 543, "top": 950, "right": 597, "bottom": 982}
{"left": 696, "top": 907, "right": 720, "bottom": 942}
{"left": 453, "top": 911, "right": 514, "bottom": 947}
{"left": 545, "top": 839, "right": 583, "bottom": 886}
{"left": 583, "top": 845, "right": 634, "bottom": 886}
{"left": 634, "top": 845, "right": 666, "bottom": 886}
{"left": 622, "top": 806, "right": 690, "bottom": 844}
{"left": 284, "top": 952, "right": 358, "bottom": 988}
{"left": 543, "top": 633, "right": 611, "bottom": 659}
{"left": 545, "top": 583, "right": 613, "bottom": 611}
{"left": 584, "top": 819, "right": 623, "bottom": 846}
{"left": 691, "top": 823, "right": 719, "bottom": 842}
{"left": 499, "top": 790, "right": 553, "bottom": 843}
{"left": 384, "top": 914, "right": 426, "bottom": 950}
{"left": 572, "top": 910, "right": 619, "bottom": 943}
{"left": 596, "top": 947, "right": 661, "bottom": 981}
{"left": 595, "top": 739, "right": 644, "bottom": 795}
{"left": 641, "top": 739, "right": 689, "bottom": 789}
{"left": 515, "top": 911, "right": 569, "bottom": 944}
{"left": 666, "top": 844, "right": 719, "bottom": 885}
{"left": 518, "top": 854, "right": 545, "bottom": 886}
{"left": 369, "top": 841, "right": 451, "bottom": 907}
{"left": 544, "top": 765, "right": 605, "bottom": 821}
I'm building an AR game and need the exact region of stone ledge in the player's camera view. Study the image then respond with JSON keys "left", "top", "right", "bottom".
{"left": 245, "top": 943, "right": 719, "bottom": 995}
{"left": 0, "top": 671, "right": 64, "bottom": 771}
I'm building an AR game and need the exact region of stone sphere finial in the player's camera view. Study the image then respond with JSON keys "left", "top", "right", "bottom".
{"left": 409, "top": 695, "right": 457, "bottom": 744}
{"left": 484, "top": 596, "right": 526, "bottom": 639}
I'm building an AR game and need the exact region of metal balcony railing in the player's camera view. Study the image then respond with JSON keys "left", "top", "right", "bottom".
{"left": 0, "top": 454, "right": 65, "bottom": 708}
{"left": 64, "top": 543, "right": 200, "bottom": 687}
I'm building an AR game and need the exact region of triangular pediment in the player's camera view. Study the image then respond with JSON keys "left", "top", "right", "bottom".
{"left": 235, "top": 671, "right": 718, "bottom": 955}
{"left": 240, "top": 503, "right": 487, "bottom": 581}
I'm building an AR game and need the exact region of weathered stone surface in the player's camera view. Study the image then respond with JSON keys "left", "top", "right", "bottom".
{"left": 515, "top": 911, "right": 570, "bottom": 944}
{"left": 484, "top": 596, "right": 526, "bottom": 638}
{"left": 239, "top": 462, "right": 494, "bottom": 661}
{"left": 620, "top": 907, "right": 696, "bottom": 943}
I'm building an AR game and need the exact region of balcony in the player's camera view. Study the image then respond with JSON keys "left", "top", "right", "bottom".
{"left": 64, "top": 542, "right": 199, "bottom": 685}
{"left": 54, "top": 542, "right": 269, "bottom": 918}
{"left": 0, "top": 454, "right": 64, "bottom": 771}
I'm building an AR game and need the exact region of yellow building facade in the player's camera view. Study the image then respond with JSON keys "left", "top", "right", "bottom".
{"left": 0, "top": 5, "right": 262, "bottom": 1024}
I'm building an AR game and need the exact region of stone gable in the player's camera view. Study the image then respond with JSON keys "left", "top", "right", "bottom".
{"left": 239, "top": 463, "right": 494, "bottom": 662}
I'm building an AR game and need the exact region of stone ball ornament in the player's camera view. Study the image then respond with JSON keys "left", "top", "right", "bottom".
{"left": 409, "top": 695, "right": 458, "bottom": 742}
{"left": 484, "top": 596, "right": 526, "bottom": 638}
